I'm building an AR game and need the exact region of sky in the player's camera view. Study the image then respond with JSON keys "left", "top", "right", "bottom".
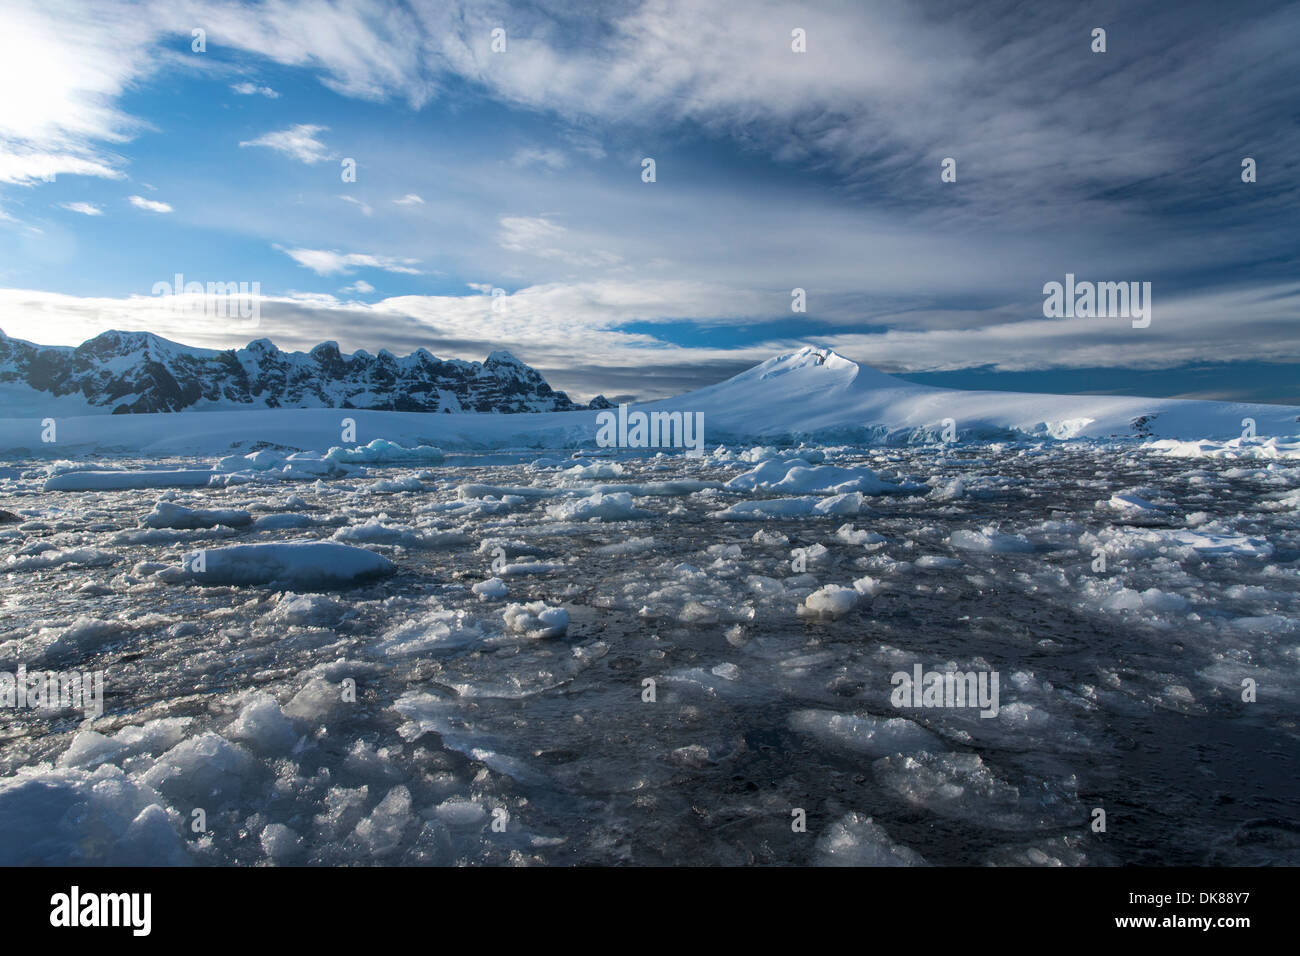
{"left": 0, "top": 0, "right": 1297, "bottom": 404}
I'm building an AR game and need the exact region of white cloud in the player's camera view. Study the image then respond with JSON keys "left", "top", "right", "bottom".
{"left": 497, "top": 215, "right": 621, "bottom": 268}
{"left": 281, "top": 247, "right": 421, "bottom": 275}
{"left": 231, "top": 82, "right": 280, "bottom": 98}
{"left": 58, "top": 201, "right": 103, "bottom": 215}
{"left": 0, "top": 0, "right": 150, "bottom": 185}
{"left": 338, "top": 195, "right": 372, "bottom": 216}
{"left": 239, "top": 124, "right": 331, "bottom": 164}
{"left": 392, "top": 193, "right": 424, "bottom": 205}
{"left": 341, "top": 279, "right": 375, "bottom": 294}
{"left": 510, "top": 147, "right": 568, "bottom": 171}
{"left": 127, "top": 194, "right": 172, "bottom": 213}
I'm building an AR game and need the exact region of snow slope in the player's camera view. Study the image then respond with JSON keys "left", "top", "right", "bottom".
{"left": 1, "top": 346, "right": 1295, "bottom": 457}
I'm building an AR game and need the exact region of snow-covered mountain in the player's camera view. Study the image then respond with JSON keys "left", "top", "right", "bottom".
{"left": 649, "top": 346, "right": 1300, "bottom": 443}
{"left": 0, "top": 329, "right": 607, "bottom": 415}
{"left": 1, "top": 344, "right": 1296, "bottom": 457}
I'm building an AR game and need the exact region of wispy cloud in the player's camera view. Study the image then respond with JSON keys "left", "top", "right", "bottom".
{"left": 497, "top": 216, "right": 621, "bottom": 268}
{"left": 392, "top": 193, "right": 424, "bottom": 205}
{"left": 239, "top": 124, "right": 331, "bottom": 164}
{"left": 231, "top": 81, "right": 280, "bottom": 98}
{"left": 338, "top": 195, "right": 372, "bottom": 216}
{"left": 281, "top": 247, "right": 421, "bottom": 275}
{"left": 58, "top": 201, "right": 103, "bottom": 216}
{"left": 510, "top": 147, "right": 568, "bottom": 171}
{"left": 127, "top": 194, "right": 171, "bottom": 213}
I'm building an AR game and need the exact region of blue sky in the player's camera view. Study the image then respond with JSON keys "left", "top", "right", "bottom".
{"left": 0, "top": 0, "right": 1297, "bottom": 403}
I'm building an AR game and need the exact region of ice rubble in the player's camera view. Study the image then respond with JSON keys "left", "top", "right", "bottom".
{"left": 545, "top": 492, "right": 653, "bottom": 522}
{"left": 815, "top": 813, "right": 930, "bottom": 867}
{"left": 788, "top": 709, "right": 944, "bottom": 757}
{"left": 725, "top": 458, "right": 908, "bottom": 494}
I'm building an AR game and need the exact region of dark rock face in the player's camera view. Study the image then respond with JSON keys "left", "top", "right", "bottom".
{"left": 0, "top": 330, "right": 596, "bottom": 414}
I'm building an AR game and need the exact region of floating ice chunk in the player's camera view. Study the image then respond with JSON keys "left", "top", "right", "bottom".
{"left": 142, "top": 733, "right": 257, "bottom": 807}
{"left": 333, "top": 517, "right": 466, "bottom": 549}
{"left": 797, "top": 585, "right": 860, "bottom": 619}
{"left": 679, "top": 600, "right": 719, "bottom": 624}
{"left": 253, "top": 512, "right": 316, "bottom": 529}
{"left": 503, "top": 601, "right": 570, "bottom": 638}
{"left": 226, "top": 692, "right": 298, "bottom": 756}
{"left": 949, "top": 528, "right": 1034, "bottom": 553}
{"left": 915, "top": 555, "right": 962, "bottom": 569}
{"left": 498, "top": 561, "right": 565, "bottom": 576}
{"left": 458, "top": 483, "right": 559, "bottom": 499}
{"left": 6, "top": 547, "right": 116, "bottom": 571}
{"left": 0, "top": 764, "right": 188, "bottom": 865}
{"left": 560, "top": 461, "right": 624, "bottom": 479}
{"left": 789, "top": 709, "right": 943, "bottom": 757}
{"left": 594, "top": 536, "right": 657, "bottom": 555}
{"left": 726, "top": 459, "right": 903, "bottom": 494}
{"left": 44, "top": 469, "right": 215, "bottom": 491}
{"left": 168, "top": 541, "right": 394, "bottom": 588}
{"left": 872, "top": 752, "right": 1062, "bottom": 830}
{"left": 815, "top": 813, "right": 929, "bottom": 866}
{"left": 472, "top": 577, "right": 508, "bottom": 601}
{"left": 260, "top": 823, "right": 303, "bottom": 863}
{"left": 1102, "top": 491, "right": 1170, "bottom": 513}
{"left": 545, "top": 492, "right": 652, "bottom": 522}
{"left": 37, "top": 615, "right": 129, "bottom": 661}
{"left": 324, "top": 439, "right": 444, "bottom": 464}
{"left": 216, "top": 450, "right": 286, "bottom": 472}
{"left": 363, "top": 475, "right": 426, "bottom": 494}
{"left": 434, "top": 799, "right": 487, "bottom": 827}
{"left": 836, "top": 523, "right": 886, "bottom": 546}
{"left": 792, "top": 543, "right": 830, "bottom": 565}
{"left": 1147, "top": 436, "right": 1300, "bottom": 460}
{"left": 58, "top": 717, "right": 194, "bottom": 770}
{"left": 352, "top": 785, "right": 413, "bottom": 857}
{"left": 283, "top": 677, "right": 347, "bottom": 721}
{"left": 851, "top": 575, "right": 883, "bottom": 596}
{"left": 142, "top": 500, "right": 253, "bottom": 529}
{"left": 269, "top": 592, "right": 346, "bottom": 626}
{"left": 751, "top": 529, "right": 790, "bottom": 546}
{"left": 374, "top": 606, "right": 485, "bottom": 656}
{"left": 1087, "top": 527, "right": 1272, "bottom": 560}
{"left": 710, "top": 493, "right": 864, "bottom": 520}
{"left": 1101, "top": 587, "right": 1188, "bottom": 614}
{"left": 711, "top": 662, "right": 741, "bottom": 681}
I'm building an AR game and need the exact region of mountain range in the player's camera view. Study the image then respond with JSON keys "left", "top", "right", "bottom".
{"left": 0, "top": 329, "right": 611, "bottom": 415}
{"left": 2, "top": 343, "right": 1297, "bottom": 459}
